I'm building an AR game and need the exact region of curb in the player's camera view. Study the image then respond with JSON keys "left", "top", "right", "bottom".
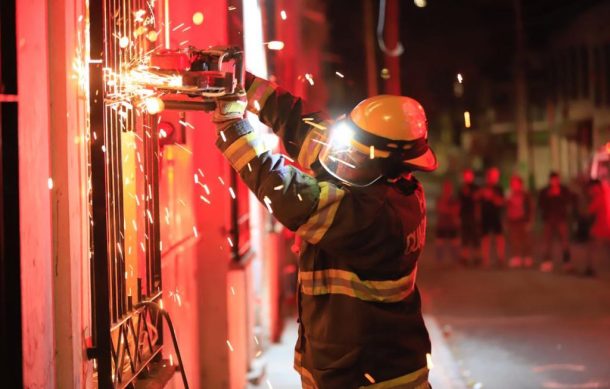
{"left": 425, "top": 315, "right": 468, "bottom": 389}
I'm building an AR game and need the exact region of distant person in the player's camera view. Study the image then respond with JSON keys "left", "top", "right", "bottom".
{"left": 479, "top": 167, "right": 505, "bottom": 267}
{"left": 458, "top": 169, "right": 480, "bottom": 265}
{"left": 435, "top": 180, "right": 460, "bottom": 263}
{"left": 505, "top": 175, "right": 533, "bottom": 268}
{"left": 572, "top": 174, "right": 594, "bottom": 244}
{"left": 584, "top": 179, "right": 610, "bottom": 276}
{"left": 538, "top": 172, "right": 575, "bottom": 272}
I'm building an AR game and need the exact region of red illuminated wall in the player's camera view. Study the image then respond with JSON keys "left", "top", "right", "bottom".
{"left": 17, "top": 0, "right": 93, "bottom": 387}
{"left": 15, "top": 0, "right": 314, "bottom": 387}
{"left": 158, "top": 1, "right": 251, "bottom": 387}
{"left": 17, "top": 0, "right": 55, "bottom": 387}
{"left": 273, "top": 0, "right": 328, "bottom": 108}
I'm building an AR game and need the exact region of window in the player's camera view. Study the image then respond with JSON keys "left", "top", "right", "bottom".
{"left": 605, "top": 43, "right": 610, "bottom": 106}
{"left": 593, "top": 46, "right": 603, "bottom": 106}
{"left": 580, "top": 46, "right": 590, "bottom": 99}
{"left": 548, "top": 52, "right": 563, "bottom": 103}
{"left": 569, "top": 47, "right": 579, "bottom": 99}
{"left": 559, "top": 50, "right": 570, "bottom": 102}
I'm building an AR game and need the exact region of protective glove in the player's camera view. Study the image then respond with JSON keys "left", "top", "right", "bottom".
{"left": 212, "top": 89, "right": 247, "bottom": 123}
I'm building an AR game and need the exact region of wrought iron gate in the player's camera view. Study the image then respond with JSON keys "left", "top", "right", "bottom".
{"left": 87, "top": 0, "right": 187, "bottom": 387}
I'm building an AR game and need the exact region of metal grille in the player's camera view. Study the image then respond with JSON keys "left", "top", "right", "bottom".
{"left": 87, "top": 0, "right": 183, "bottom": 387}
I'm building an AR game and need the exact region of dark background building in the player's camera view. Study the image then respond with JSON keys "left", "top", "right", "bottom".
{"left": 323, "top": 0, "right": 610, "bottom": 188}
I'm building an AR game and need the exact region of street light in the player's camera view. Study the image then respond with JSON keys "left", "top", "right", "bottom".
{"left": 414, "top": 0, "right": 427, "bottom": 8}
{"left": 266, "top": 41, "right": 285, "bottom": 51}
{"left": 464, "top": 111, "right": 471, "bottom": 128}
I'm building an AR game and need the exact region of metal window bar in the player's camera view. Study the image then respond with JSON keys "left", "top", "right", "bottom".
{"left": 88, "top": 0, "right": 187, "bottom": 387}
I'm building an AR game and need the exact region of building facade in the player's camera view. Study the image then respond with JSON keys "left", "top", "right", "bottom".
{"left": 0, "top": 0, "right": 328, "bottom": 388}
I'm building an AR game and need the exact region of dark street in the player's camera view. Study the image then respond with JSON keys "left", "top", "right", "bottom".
{"left": 419, "top": 243, "right": 610, "bottom": 389}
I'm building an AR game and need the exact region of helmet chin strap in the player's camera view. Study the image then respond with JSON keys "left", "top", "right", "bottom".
{"left": 380, "top": 150, "right": 411, "bottom": 180}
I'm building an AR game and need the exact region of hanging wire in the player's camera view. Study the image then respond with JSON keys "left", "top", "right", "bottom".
{"left": 376, "top": 0, "right": 404, "bottom": 57}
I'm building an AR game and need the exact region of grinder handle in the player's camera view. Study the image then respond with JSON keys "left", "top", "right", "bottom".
{"left": 231, "top": 50, "right": 244, "bottom": 93}
{"left": 206, "top": 45, "right": 244, "bottom": 93}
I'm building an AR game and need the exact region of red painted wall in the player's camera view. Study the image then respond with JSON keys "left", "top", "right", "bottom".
{"left": 158, "top": 1, "right": 251, "bottom": 387}
{"left": 17, "top": 0, "right": 56, "bottom": 387}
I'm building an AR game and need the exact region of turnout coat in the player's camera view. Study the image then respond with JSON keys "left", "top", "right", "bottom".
{"left": 215, "top": 72, "right": 432, "bottom": 389}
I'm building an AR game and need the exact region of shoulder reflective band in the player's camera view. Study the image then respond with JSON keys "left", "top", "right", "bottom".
{"left": 223, "top": 132, "right": 267, "bottom": 172}
{"left": 299, "top": 267, "right": 417, "bottom": 303}
{"left": 246, "top": 78, "right": 277, "bottom": 114}
{"left": 298, "top": 126, "right": 327, "bottom": 170}
{"left": 358, "top": 367, "right": 430, "bottom": 389}
{"left": 296, "top": 182, "right": 345, "bottom": 244}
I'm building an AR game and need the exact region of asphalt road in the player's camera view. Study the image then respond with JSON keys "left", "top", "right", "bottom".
{"left": 418, "top": 243, "right": 610, "bottom": 389}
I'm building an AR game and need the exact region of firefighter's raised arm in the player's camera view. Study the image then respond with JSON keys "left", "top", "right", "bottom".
{"left": 212, "top": 90, "right": 439, "bottom": 389}
{"left": 212, "top": 94, "right": 355, "bottom": 247}
{"left": 244, "top": 72, "right": 328, "bottom": 171}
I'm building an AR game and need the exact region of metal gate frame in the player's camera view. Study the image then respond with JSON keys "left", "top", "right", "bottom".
{"left": 86, "top": 1, "right": 187, "bottom": 387}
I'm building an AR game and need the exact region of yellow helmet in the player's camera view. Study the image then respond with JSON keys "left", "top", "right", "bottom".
{"left": 319, "top": 95, "right": 437, "bottom": 186}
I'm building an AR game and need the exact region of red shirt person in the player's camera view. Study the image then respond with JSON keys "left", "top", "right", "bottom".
{"left": 584, "top": 179, "right": 610, "bottom": 276}
{"left": 435, "top": 180, "right": 460, "bottom": 262}
{"left": 505, "top": 175, "right": 533, "bottom": 268}
{"left": 479, "top": 167, "right": 505, "bottom": 267}
{"left": 538, "top": 172, "right": 575, "bottom": 272}
{"left": 458, "top": 169, "right": 480, "bottom": 264}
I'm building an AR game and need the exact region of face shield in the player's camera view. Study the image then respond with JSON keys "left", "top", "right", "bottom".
{"left": 318, "top": 120, "right": 384, "bottom": 186}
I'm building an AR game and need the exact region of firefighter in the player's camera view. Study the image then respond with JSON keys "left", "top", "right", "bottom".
{"left": 212, "top": 72, "right": 437, "bottom": 389}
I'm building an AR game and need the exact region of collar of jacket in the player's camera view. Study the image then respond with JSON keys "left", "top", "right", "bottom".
{"left": 387, "top": 176, "right": 420, "bottom": 196}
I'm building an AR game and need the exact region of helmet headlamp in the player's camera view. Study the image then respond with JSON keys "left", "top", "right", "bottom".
{"left": 328, "top": 121, "right": 355, "bottom": 149}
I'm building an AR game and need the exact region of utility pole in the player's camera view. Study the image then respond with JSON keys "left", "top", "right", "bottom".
{"left": 363, "top": 0, "right": 379, "bottom": 97}
{"left": 382, "top": 0, "right": 401, "bottom": 94}
{"left": 513, "top": 0, "right": 530, "bottom": 182}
